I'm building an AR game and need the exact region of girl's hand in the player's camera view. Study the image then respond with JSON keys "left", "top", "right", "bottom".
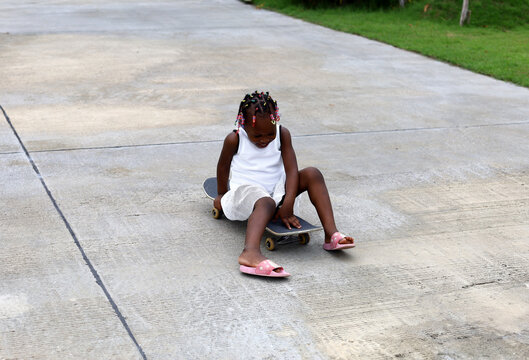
{"left": 276, "top": 206, "right": 301, "bottom": 230}
{"left": 214, "top": 195, "right": 223, "bottom": 211}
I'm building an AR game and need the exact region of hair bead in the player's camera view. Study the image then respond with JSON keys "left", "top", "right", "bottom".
{"left": 236, "top": 91, "right": 280, "bottom": 129}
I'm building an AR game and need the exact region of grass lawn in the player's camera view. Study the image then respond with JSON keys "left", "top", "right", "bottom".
{"left": 253, "top": 0, "right": 529, "bottom": 88}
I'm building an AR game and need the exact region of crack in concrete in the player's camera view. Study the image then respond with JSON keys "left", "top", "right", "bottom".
{"left": 0, "top": 104, "right": 148, "bottom": 360}
{"left": 462, "top": 280, "right": 499, "bottom": 289}
{"left": 5, "top": 120, "right": 528, "bottom": 155}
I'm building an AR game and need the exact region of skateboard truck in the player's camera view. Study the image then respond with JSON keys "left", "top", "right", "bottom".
{"left": 265, "top": 233, "right": 310, "bottom": 251}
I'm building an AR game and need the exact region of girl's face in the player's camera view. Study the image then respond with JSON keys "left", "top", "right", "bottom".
{"left": 244, "top": 112, "right": 276, "bottom": 148}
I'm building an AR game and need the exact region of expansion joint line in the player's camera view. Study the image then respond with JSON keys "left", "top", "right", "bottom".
{"left": 0, "top": 105, "right": 147, "bottom": 360}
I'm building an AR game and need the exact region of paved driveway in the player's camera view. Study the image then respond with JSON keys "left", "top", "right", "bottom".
{"left": 1, "top": 0, "right": 528, "bottom": 358}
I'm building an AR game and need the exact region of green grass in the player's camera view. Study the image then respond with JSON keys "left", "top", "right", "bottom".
{"left": 254, "top": 0, "right": 529, "bottom": 87}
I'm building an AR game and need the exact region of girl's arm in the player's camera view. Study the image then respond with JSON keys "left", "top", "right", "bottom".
{"left": 214, "top": 131, "right": 238, "bottom": 210}
{"left": 277, "top": 126, "right": 301, "bottom": 229}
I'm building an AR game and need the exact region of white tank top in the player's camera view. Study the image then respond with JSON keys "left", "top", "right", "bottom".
{"left": 230, "top": 124, "right": 285, "bottom": 194}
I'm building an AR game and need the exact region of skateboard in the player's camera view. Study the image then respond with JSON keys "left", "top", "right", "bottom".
{"left": 203, "top": 177, "right": 322, "bottom": 251}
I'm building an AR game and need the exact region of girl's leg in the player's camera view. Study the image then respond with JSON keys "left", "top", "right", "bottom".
{"left": 238, "top": 196, "right": 277, "bottom": 267}
{"left": 298, "top": 167, "right": 354, "bottom": 245}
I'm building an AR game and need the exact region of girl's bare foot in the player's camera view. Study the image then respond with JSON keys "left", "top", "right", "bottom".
{"left": 238, "top": 248, "right": 268, "bottom": 268}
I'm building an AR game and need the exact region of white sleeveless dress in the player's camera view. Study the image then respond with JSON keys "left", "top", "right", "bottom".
{"left": 221, "top": 124, "right": 294, "bottom": 221}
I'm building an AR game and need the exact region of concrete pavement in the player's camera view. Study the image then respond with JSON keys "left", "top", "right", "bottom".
{"left": 1, "top": 0, "right": 528, "bottom": 358}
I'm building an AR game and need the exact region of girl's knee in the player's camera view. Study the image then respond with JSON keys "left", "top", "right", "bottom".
{"left": 254, "top": 196, "right": 276, "bottom": 212}
{"left": 302, "top": 167, "right": 324, "bottom": 183}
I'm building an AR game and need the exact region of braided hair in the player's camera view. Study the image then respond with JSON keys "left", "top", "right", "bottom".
{"left": 235, "top": 91, "right": 280, "bottom": 133}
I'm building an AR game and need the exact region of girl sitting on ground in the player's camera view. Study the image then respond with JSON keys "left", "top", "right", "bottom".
{"left": 214, "top": 91, "right": 355, "bottom": 277}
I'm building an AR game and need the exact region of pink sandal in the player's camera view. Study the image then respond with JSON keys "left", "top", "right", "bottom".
{"left": 323, "top": 232, "right": 355, "bottom": 251}
{"left": 239, "top": 260, "right": 290, "bottom": 278}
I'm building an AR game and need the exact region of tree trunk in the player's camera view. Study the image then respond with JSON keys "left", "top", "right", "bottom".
{"left": 460, "top": 0, "right": 470, "bottom": 26}
{"left": 399, "top": 0, "right": 406, "bottom": 8}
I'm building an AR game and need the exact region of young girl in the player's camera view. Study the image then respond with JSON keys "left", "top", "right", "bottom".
{"left": 214, "top": 91, "right": 355, "bottom": 277}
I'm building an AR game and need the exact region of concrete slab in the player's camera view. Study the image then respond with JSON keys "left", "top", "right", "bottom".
{"left": 1, "top": 1, "right": 528, "bottom": 151}
{"left": 0, "top": 153, "right": 142, "bottom": 359}
{"left": 0, "top": 111, "right": 20, "bottom": 154}
{"left": 1, "top": 0, "right": 529, "bottom": 359}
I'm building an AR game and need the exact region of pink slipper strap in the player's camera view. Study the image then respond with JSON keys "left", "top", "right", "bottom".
{"left": 330, "top": 232, "right": 345, "bottom": 249}
{"left": 255, "top": 260, "right": 283, "bottom": 275}
{"left": 324, "top": 232, "right": 355, "bottom": 249}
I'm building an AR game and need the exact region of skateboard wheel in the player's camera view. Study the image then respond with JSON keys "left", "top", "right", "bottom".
{"left": 212, "top": 207, "right": 221, "bottom": 219}
{"left": 265, "top": 237, "right": 276, "bottom": 251}
{"left": 298, "top": 233, "right": 310, "bottom": 245}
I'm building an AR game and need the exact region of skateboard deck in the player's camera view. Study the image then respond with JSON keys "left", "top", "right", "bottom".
{"left": 203, "top": 177, "right": 322, "bottom": 250}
